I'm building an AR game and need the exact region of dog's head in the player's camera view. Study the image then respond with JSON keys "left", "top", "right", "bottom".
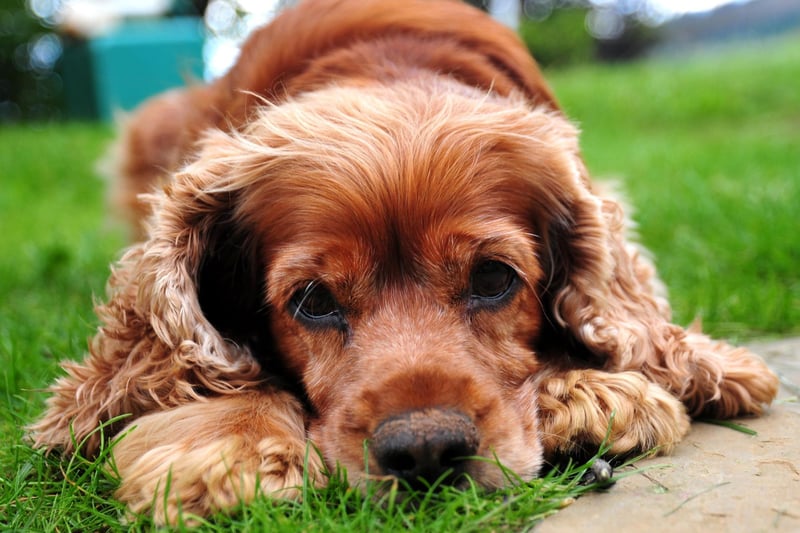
{"left": 134, "top": 77, "right": 652, "bottom": 488}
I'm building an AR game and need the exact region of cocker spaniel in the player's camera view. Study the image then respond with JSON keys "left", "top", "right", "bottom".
{"left": 32, "top": 0, "right": 779, "bottom": 524}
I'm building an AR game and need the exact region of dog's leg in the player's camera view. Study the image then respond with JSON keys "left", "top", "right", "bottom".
{"left": 535, "top": 369, "right": 691, "bottom": 459}
{"left": 112, "top": 390, "right": 319, "bottom": 525}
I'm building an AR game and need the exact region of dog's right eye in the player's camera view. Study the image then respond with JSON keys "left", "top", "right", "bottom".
{"left": 469, "top": 260, "right": 518, "bottom": 308}
{"left": 289, "top": 283, "right": 345, "bottom": 330}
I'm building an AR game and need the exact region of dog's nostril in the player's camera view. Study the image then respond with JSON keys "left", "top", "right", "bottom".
{"left": 381, "top": 451, "right": 417, "bottom": 474}
{"left": 440, "top": 443, "right": 472, "bottom": 468}
{"left": 371, "top": 409, "right": 479, "bottom": 488}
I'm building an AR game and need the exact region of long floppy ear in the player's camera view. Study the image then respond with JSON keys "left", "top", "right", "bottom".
{"left": 31, "top": 131, "right": 272, "bottom": 455}
{"left": 536, "top": 150, "right": 778, "bottom": 418}
{"left": 536, "top": 159, "right": 669, "bottom": 368}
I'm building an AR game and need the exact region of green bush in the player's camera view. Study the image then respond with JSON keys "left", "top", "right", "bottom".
{"left": 518, "top": 9, "right": 594, "bottom": 67}
{"left": 0, "top": 0, "right": 62, "bottom": 121}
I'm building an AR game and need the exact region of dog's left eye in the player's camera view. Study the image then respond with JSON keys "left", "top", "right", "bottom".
{"left": 289, "top": 283, "right": 345, "bottom": 329}
{"left": 470, "top": 260, "right": 517, "bottom": 305}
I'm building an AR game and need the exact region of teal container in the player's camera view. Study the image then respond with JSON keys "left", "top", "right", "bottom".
{"left": 61, "top": 17, "right": 204, "bottom": 120}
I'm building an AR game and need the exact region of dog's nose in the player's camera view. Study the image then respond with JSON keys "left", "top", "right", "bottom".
{"left": 371, "top": 408, "right": 479, "bottom": 488}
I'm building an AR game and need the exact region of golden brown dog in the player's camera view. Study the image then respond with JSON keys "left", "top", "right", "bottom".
{"left": 32, "top": 0, "right": 779, "bottom": 524}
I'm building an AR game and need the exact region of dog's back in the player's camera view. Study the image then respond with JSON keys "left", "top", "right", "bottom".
{"left": 110, "top": 0, "right": 557, "bottom": 237}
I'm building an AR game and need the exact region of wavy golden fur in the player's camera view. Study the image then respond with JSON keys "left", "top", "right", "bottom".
{"left": 31, "top": 0, "right": 778, "bottom": 524}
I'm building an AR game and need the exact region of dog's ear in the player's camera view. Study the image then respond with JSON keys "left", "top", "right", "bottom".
{"left": 139, "top": 129, "right": 277, "bottom": 369}
{"left": 31, "top": 130, "right": 279, "bottom": 454}
{"left": 531, "top": 150, "right": 780, "bottom": 419}
{"left": 531, "top": 144, "right": 672, "bottom": 372}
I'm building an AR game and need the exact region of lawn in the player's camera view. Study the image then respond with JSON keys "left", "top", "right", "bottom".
{"left": 1, "top": 33, "right": 798, "bottom": 530}
{"left": 552, "top": 37, "right": 800, "bottom": 338}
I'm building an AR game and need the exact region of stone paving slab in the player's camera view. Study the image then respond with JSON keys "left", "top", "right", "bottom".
{"left": 538, "top": 338, "right": 800, "bottom": 533}
{"left": 750, "top": 338, "right": 800, "bottom": 399}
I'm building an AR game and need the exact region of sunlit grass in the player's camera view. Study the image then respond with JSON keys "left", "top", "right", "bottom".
{"left": 549, "top": 33, "right": 800, "bottom": 338}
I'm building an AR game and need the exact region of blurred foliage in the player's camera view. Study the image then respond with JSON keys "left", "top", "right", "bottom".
{"left": 519, "top": 2, "right": 660, "bottom": 68}
{"left": 519, "top": 7, "right": 595, "bottom": 67}
{"left": 594, "top": 19, "right": 659, "bottom": 62}
{"left": 0, "top": 0, "right": 61, "bottom": 121}
{"left": 469, "top": 0, "right": 659, "bottom": 68}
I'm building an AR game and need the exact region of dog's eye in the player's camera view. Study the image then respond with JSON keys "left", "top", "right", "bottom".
{"left": 289, "top": 283, "right": 345, "bottom": 329}
{"left": 470, "top": 260, "right": 517, "bottom": 304}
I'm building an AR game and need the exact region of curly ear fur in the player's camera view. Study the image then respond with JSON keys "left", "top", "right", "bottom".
{"left": 30, "top": 135, "right": 273, "bottom": 455}
{"left": 539, "top": 162, "right": 779, "bottom": 418}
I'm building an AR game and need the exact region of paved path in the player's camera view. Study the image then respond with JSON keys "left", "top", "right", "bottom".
{"left": 539, "top": 338, "right": 800, "bottom": 532}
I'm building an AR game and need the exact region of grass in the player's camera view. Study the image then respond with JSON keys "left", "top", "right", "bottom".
{"left": 550, "top": 34, "right": 800, "bottom": 338}
{"left": 2, "top": 34, "right": 799, "bottom": 529}
{"left": 4, "top": 433, "right": 618, "bottom": 531}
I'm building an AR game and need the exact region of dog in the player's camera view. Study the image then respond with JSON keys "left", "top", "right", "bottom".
{"left": 31, "top": 0, "right": 779, "bottom": 524}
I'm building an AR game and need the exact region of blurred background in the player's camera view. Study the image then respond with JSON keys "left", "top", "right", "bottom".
{"left": 2, "top": 0, "right": 799, "bottom": 122}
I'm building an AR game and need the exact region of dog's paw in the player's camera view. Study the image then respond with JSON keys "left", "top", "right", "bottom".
{"left": 537, "top": 369, "right": 691, "bottom": 458}
{"left": 115, "top": 433, "right": 318, "bottom": 524}
{"left": 110, "top": 393, "right": 319, "bottom": 525}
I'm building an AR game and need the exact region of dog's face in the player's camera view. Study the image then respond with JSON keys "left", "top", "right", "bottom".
{"left": 185, "top": 79, "right": 590, "bottom": 488}
{"left": 261, "top": 137, "right": 551, "bottom": 486}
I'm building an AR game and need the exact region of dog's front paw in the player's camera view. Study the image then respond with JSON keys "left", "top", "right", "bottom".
{"left": 111, "top": 393, "right": 319, "bottom": 525}
{"left": 115, "top": 434, "right": 317, "bottom": 524}
{"left": 537, "top": 369, "right": 691, "bottom": 458}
